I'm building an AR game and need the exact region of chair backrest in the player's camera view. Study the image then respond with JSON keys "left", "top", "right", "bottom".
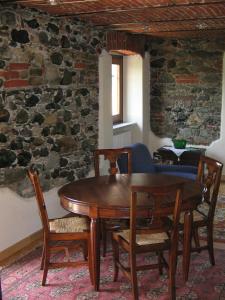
{"left": 197, "top": 155, "right": 223, "bottom": 221}
{"left": 179, "top": 150, "right": 202, "bottom": 166}
{"left": 27, "top": 168, "right": 50, "bottom": 233}
{"left": 117, "top": 143, "right": 156, "bottom": 174}
{"left": 94, "top": 148, "right": 132, "bottom": 176}
{"left": 130, "top": 182, "right": 184, "bottom": 250}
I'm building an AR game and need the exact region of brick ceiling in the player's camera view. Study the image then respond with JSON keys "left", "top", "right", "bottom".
{"left": 8, "top": 0, "right": 225, "bottom": 38}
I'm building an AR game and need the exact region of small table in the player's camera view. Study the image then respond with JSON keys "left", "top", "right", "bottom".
{"left": 155, "top": 146, "right": 206, "bottom": 166}
{"left": 58, "top": 173, "right": 201, "bottom": 291}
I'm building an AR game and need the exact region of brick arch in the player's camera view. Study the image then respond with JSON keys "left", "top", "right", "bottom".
{"left": 106, "top": 32, "right": 145, "bottom": 57}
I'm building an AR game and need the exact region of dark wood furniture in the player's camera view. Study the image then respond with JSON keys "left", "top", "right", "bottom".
{"left": 58, "top": 173, "right": 202, "bottom": 291}
{"left": 155, "top": 146, "right": 205, "bottom": 166}
{"left": 94, "top": 147, "right": 132, "bottom": 256}
{"left": 0, "top": 269, "right": 2, "bottom": 300}
{"left": 28, "top": 168, "right": 92, "bottom": 286}
{"left": 94, "top": 148, "right": 132, "bottom": 176}
{"left": 180, "top": 155, "right": 223, "bottom": 265}
{"left": 112, "top": 182, "right": 184, "bottom": 300}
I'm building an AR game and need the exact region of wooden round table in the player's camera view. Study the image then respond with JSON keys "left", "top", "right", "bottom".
{"left": 58, "top": 173, "right": 201, "bottom": 291}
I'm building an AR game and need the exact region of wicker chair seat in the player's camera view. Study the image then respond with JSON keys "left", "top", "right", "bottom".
{"left": 115, "top": 229, "right": 168, "bottom": 246}
{"left": 49, "top": 217, "right": 89, "bottom": 233}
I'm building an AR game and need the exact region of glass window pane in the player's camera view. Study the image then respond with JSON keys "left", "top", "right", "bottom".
{"left": 112, "top": 64, "right": 120, "bottom": 116}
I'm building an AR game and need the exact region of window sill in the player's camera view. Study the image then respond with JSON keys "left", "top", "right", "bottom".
{"left": 113, "top": 122, "right": 136, "bottom": 134}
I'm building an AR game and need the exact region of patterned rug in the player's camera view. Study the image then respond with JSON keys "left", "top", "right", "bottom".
{"left": 2, "top": 246, "right": 225, "bottom": 300}
{"left": 2, "top": 194, "right": 225, "bottom": 299}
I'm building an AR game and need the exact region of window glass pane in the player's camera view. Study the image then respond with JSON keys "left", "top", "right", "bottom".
{"left": 112, "top": 64, "right": 120, "bottom": 116}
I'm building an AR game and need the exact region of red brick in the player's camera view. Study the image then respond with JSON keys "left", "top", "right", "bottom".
{"left": 175, "top": 75, "right": 199, "bottom": 84}
{"left": 8, "top": 63, "right": 30, "bottom": 70}
{"left": 74, "top": 63, "right": 86, "bottom": 69}
{"left": 0, "top": 71, "right": 19, "bottom": 80}
{"left": 4, "top": 79, "right": 30, "bottom": 88}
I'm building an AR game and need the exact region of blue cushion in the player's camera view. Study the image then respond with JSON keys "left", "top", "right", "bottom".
{"left": 118, "top": 143, "right": 156, "bottom": 173}
{"left": 155, "top": 164, "right": 198, "bottom": 175}
{"left": 159, "top": 171, "right": 197, "bottom": 181}
{"left": 117, "top": 143, "right": 198, "bottom": 181}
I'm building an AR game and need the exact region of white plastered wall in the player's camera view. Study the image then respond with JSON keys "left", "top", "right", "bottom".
{"left": 98, "top": 49, "right": 113, "bottom": 149}
{"left": 123, "top": 55, "right": 143, "bottom": 142}
{"left": 0, "top": 187, "right": 66, "bottom": 251}
{"left": 98, "top": 51, "right": 149, "bottom": 147}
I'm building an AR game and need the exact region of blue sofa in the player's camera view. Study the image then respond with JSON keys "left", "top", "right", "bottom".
{"left": 117, "top": 143, "right": 198, "bottom": 180}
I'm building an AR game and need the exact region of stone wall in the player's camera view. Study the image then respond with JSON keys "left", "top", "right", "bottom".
{"left": 0, "top": 3, "right": 105, "bottom": 196}
{"left": 149, "top": 38, "right": 225, "bottom": 145}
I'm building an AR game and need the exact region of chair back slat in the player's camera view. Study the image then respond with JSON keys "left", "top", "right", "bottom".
{"left": 130, "top": 183, "right": 184, "bottom": 250}
{"left": 94, "top": 148, "right": 132, "bottom": 176}
{"left": 27, "top": 168, "right": 50, "bottom": 233}
{"left": 197, "top": 155, "right": 223, "bottom": 221}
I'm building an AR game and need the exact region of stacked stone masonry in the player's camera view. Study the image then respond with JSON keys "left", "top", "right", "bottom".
{"left": 149, "top": 38, "right": 225, "bottom": 145}
{"left": 0, "top": 3, "right": 105, "bottom": 196}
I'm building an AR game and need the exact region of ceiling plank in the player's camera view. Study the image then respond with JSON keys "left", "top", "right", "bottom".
{"left": 2, "top": 0, "right": 225, "bottom": 39}
{"left": 11, "top": 0, "right": 225, "bottom": 12}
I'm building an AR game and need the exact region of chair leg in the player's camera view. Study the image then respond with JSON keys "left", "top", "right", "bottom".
{"left": 158, "top": 252, "right": 163, "bottom": 275}
{"left": 88, "top": 239, "right": 93, "bottom": 284}
{"left": 40, "top": 243, "right": 45, "bottom": 270}
{"left": 82, "top": 241, "right": 88, "bottom": 261}
{"left": 207, "top": 224, "right": 215, "bottom": 266}
{"left": 112, "top": 238, "right": 119, "bottom": 282}
{"left": 130, "top": 252, "right": 138, "bottom": 300}
{"left": 101, "top": 220, "right": 107, "bottom": 257}
{"left": 42, "top": 245, "right": 50, "bottom": 286}
{"left": 193, "top": 227, "right": 200, "bottom": 251}
{"left": 168, "top": 250, "right": 177, "bottom": 300}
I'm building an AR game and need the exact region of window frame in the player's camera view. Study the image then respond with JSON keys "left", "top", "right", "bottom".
{"left": 112, "top": 56, "right": 123, "bottom": 124}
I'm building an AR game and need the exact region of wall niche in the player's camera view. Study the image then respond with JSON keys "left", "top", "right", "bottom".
{"left": 149, "top": 38, "right": 225, "bottom": 145}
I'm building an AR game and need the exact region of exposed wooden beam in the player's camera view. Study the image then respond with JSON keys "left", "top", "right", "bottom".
{"left": 112, "top": 27, "right": 225, "bottom": 34}
{"left": 2, "top": 0, "right": 97, "bottom": 3}
{"left": 146, "top": 30, "right": 225, "bottom": 38}
{"left": 94, "top": 16, "right": 225, "bottom": 28}
{"left": 7, "top": 0, "right": 225, "bottom": 13}
{"left": 47, "top": 2, "right": 225, "bottom": 16}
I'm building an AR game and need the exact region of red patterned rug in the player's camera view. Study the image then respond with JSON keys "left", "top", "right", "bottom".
{"left": 2, "top": 195, "right": 225, "bottom": 299}
{"left": 2, "top": 246, "right": 225, "bottom": 300}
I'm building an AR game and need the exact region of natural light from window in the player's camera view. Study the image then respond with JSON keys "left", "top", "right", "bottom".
{"left": 112, "top": 64, "right": 120, "bottom": 116}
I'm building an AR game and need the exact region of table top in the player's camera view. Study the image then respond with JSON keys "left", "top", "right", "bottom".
{"left": 158, "top": 146, "right": 205, "bottom": 157}
{"left": 58, "top": 173, "right": 202, "bottom": 219}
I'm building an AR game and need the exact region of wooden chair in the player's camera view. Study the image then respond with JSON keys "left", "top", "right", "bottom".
{"left": 112, "top": 182, "right": 184, "bottom": 300}
{"left": 27, "top": 168, "right": 92, "bottom": 286}
{"left": 94, "top": 147, "right": 132, "bottom": 256}
{"left": 0, "top": 283, "right": 1, "bottom": 300}
{"left": 179, "top": 155, "right": 223, "bottom": 265}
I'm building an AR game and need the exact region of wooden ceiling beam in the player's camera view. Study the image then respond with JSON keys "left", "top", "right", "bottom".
{"left": 145, "top": 29, "right": 225, "bottom": 37}
{"left": 68, "top": 2, "right": 225, "bottom": 17}
{"left": 8, "top": 0, "right": 225, "bottom": 13}
{"left": 111, "top": 27, "right": 225, "bottom": 34}
{"left": 2, "top": 0, "right": 97, "bottom": 3}
{"left": 94, "top": 16, "right": 225, "bottom": 28}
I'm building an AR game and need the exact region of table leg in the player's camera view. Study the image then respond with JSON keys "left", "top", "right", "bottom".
{"left": 90, "top": 218, "right": 100, "bottom": 291}
{"left": 183, "top": 210, "right": 193, "bottom": 281}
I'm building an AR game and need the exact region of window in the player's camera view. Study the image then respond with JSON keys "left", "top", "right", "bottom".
{"left": 112, "top": 56, "right": 123, "bottom": 124}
